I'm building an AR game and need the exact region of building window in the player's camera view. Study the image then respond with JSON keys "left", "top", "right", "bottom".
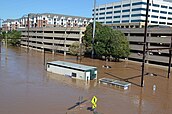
{"left": 160, "top": 11, "right": 167, "bottom": 14}
{"left": 160, "top": 16, "right": 166, "bottom": 19}
{"left": 151, "top": 15, "right": 158, "bottom": 18}
{"left": 107, "top": 6, "right": 113, "bottom": 9}
{"left": 159, "top": 22, "right": 166, "bottom": 24}
{"left": 152, "top": 9, "right": 159, "bottom": 13}
{"left": 93, "top": 9, "right": 99, "bottom": 11}
{"left": 114, "top": 5, "right": 121, "bottom": 8}
{"left": 169, "top": 7, "right": 172, "bottom": 9}
{"left": 106, "top": 16, "right": 112, "bottom": 19}
{"left": 106, "top": 11, "right": 112, "bottom": 14}
{"left": 114, "top": 16, "right": 120, "bottom": 18}
{"left": 132, "top": 8, "right": 146, "bottom": 11}
{"left": 114, "top": 10, "right": 121, "bottom": 13}
{"left": 106, "top": 21, "right": 112, "bottom": 24}
{"left": 161, "top": 5, "right": 167, "bottom": 9}
{"left": 169, "top": 12, "right": 172, "bottom": 15}
{"left": 113, "top": 21, "right": 120, "bottom": 23}
{"left": 122, "top": 20, "right": 129, "bottom": 23}
{"left": 100, "top": 8, "right": 105, "bottom": 10}
{"left": 100, "top": 12, "right": 105, "bottom": 15}
{"left": 99, "top": 17, "right": 105, "bottom": 20}
{"left": 131, "top": 19, "right": 144, "bottom": 22}
{"left": 131, "top": 14, "right": 145, "bottom": 17}
{"left": 168, "top": 17, "right": 172, "bottom": 20}
{"left": 151, "top": 21, "right": 158, "bottom": 24}
{"left": 153, "top": 4, "right": 159, "bottom": 7}
{"left": 167, "top": 22, "right": 172, "bottom": 25}
{"left": 72, "top": 73, "right": 77, "bottom": 77}
{"left": 122, "top": 9, "right": 130, "bottom": 12}
{"left": 132, "top": 2, "right": 146, "bottom": 6}
{"left": 122, "top": 15, "right": 130, "bottom": 18}
{"left": 92, "top": 13, "right": 98, "bottom": 16}
{"left": 123, "top": 4, "right": 130, "bottom": 7}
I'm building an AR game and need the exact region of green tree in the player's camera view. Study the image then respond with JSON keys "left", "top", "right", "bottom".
{"left": 111, "top": 30, "right": 130, "bottom": 61}
{"left": 69, "top": 42, "right": 85, "bottom": 60}
{"left": 83, "top": 22, "right": 130, "bottom": 61}
{"left": 83, "top": 22, "right": 104, "bottom": 56}
{"left": 8, "top": 30, "right": 21, "bottom": 46}
{"left": 1, "top": 30, "right": 21, "bottom": 46}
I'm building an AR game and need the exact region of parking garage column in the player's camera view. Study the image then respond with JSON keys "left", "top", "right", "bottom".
{"left": 146, "top": 33, "right": 151, "bottom": 63}
{"left": 64, "top": 30, "right": 67, "bottom": 56}
{"left": 52, "top": 30, "right": 55, "bottom": 54}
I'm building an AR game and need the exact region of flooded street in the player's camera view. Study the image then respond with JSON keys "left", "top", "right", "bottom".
{"left": 0, "top": 46, "right": 172, "bottom": 114}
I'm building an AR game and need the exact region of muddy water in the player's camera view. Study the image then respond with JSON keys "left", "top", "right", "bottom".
{"left": 0, "top": 46, "right": 172, "bottom": 114}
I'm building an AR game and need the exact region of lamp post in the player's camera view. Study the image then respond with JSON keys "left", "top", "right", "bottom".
{"left": 141, "top": 0, "right": 150, "bottom": 87}
{"left": 92, "top": 0, "right": 96, "bottom": 59}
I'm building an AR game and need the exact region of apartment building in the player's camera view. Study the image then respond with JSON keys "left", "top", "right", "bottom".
{"left": 2, "top": 13, "right": 92, "bottom": 31}
{"left": 2, "top": 19, "right": 20, "bottom": 31}
{"left": 93, "top": 0, "right": 172, "bottom": 28}
{"left": 19, "top": 27, "right": 86, "bottom": 55}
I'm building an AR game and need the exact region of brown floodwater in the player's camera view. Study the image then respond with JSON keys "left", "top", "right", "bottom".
{"left": 0, "top": 46, "right": 172, "bottom": 114}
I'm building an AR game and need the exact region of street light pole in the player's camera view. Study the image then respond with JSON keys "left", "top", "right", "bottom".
{"left": 141, "top": 0, "right": 150, "bottom": 87}
{"left": 92, "top": 0, "right": 96, "bottom": 59}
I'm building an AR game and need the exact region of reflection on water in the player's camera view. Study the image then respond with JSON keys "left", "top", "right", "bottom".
{"left": 1, "top": 46, "right": 172, "bottom": 114}
{"left": 46, "top": 72, "right": 97, "bottom": 90}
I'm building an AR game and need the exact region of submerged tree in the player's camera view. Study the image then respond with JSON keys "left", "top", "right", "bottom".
{"left": 8, "top": 30, "right": 21, "bottom": 46}
{"left": 69, "top": 42, "right": 85, "bottom": 60}
{"left": 1, "top": 30, "right": 21, "bottom": 46}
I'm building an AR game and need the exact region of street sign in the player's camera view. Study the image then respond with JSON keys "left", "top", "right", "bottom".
{"left": 91, "top": 96, "right": 97, "bottom": 109}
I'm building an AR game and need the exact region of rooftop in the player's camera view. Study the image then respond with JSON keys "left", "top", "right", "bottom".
{"left": 47, "top": 61, "right": 97, "bottom": 71}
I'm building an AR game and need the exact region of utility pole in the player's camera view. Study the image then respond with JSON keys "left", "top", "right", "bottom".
{"left": 27, "top": 13, "right": 30, "bottom": 53}
{"left": 0, "top": 18, "right": 2, "bottom": 53}
{"left": 0, "top": 18, "right": 4, "bottom": 54}
{"left": 0, "top": 18, "right": 2, "bottom": 34}
{"left": 167, "top": 36, "right": 172, "bottom": 78}
{"left": 92, "top": 0, "right": 96, "bottom": 59}
{"left": 141, "top": 0, "right": 150, "bottom": 87}
{"left": 5, "top": 30, "right": 8, "bottom": 60}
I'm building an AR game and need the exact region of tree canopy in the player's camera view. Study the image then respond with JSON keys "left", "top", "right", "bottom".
{"left": 69, "top": 41, "right": 85, "bottom": 56}
{"left": 0, "top": 30, "right": 21, "bottom": 46}
{"left": 69, "top": 42, "right": 80, "bottom": 56}
{"left": 83, "top": 22, "right": 130, "bottom": 60}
